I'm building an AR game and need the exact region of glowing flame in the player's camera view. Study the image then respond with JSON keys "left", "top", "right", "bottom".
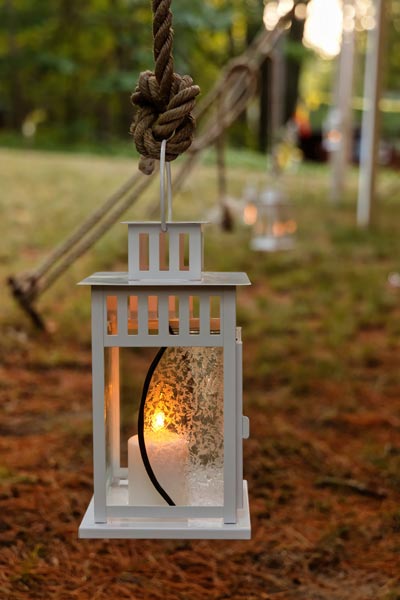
{"left": 327, "top": 129, "right": 342, "bottom": 144}
{"left": 152, "top": 410, "right": 165, "bottom": 432}
{"left": 244, "top": 204, "right": 258, "bottom": 226}
{"left": 272, "top": 220, "right": 297, "bottom": 237}
{"left": 272, "top": 222, "right": 287, "bottom": 237}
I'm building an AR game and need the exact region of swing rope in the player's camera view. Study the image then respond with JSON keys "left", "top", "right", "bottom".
{"left": 7, "top": 10, "right": 293, "bottom": 329}
{"left": 130, "top": 0, "right": 200, "bottom": 174}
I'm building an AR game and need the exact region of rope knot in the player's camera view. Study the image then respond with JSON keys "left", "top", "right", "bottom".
{"left": 130, "top": 0, "right": 200, "bottom": 174}
{"left": 131, "top": 71, "right": 200, "bottom": 172}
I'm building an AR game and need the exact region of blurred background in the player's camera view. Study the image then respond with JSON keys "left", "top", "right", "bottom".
{"left": 0, "top": 0, "right": 399, "bottom": 156}
{"left": 1, "top": 1, "right": 400, "bottom": 599}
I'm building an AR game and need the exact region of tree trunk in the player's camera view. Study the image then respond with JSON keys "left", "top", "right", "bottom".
{"left": 258, "top": 57, "right": 271, "bottom": 153}
{"left": 5, "top": 0, "right": 24, "bottom": 129}
{"left": 59, "top": 0, "right": 81, "bottom": 134}
{"left": 284, "top": 14, "right": 306, "bottom": 122}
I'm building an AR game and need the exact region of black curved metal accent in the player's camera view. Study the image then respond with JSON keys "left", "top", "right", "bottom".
{"left": 137, "top": 325, "right": 176, "bottom": 506}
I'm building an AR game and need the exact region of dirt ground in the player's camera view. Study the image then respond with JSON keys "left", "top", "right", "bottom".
{"left": 0, "top": 326, "right": 399, "bottom": 600}
{"left": 1, "top": 151, "right": 400, "bottom": 598}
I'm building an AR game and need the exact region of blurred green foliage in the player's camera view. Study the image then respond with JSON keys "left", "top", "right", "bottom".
{"left": 0, "top": 0, "right": 262, "bottom": 145}
{"left": 1, "top": 0, "right": 400, "bottom": 149}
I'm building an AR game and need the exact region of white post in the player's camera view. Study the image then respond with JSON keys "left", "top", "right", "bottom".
{"left": 270, "top": 37, "right": 285, "bottom": 145}
{"left": 330, "top": 0, "right": 355, "bottom": 203}
{"left": 357, "top": 0, "right": 386, "bottom": 227}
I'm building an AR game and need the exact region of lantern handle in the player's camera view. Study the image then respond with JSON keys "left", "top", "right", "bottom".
{"left": 160, "top": 139, "right": 172, "bottom": 232}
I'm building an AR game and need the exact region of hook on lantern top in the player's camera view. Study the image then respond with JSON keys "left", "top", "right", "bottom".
{"left": 124, "top": 141, "right": 207, "bottom": 282}
{"left": 160, "top": 139, "right": 172, "bottom": 232}
{"left": 122, "top": 139, "right": 208, "bottom": 282}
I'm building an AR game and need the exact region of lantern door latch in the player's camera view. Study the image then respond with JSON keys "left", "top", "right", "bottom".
{"left": 242, "top": 416, "right": 250, "bottom": 439}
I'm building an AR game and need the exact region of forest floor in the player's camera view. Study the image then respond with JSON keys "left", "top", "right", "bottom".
{"left": 1, "top": 148, "right": 400, "bottom": 599}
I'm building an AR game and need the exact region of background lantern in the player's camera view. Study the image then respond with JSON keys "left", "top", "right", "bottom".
{"left": 78, "top": 159, "right": 251, "bottom": 538}
{"left": 244, "top": 186, "right": 297, "bottom": 252}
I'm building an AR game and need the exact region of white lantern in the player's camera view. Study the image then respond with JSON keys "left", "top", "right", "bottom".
{"left": 244, "top": 187, "right": 296, "bottom": 252}
{"left": 78, "top": 150, "right": 251, "bottom": 540}
{"left": 323, "top": 108, "right": 342, "bottom": 154}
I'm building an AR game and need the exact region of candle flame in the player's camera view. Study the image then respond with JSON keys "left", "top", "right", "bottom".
{"left": 152, "top": 410, "right": 166, "bottom": 432}
{"left": 244, "top": 204, "right": 258, "bottom": 226}
{"left": 272, "top": 220, "right": 297, "bottom": 237}
{"left": 272, "top": 221, "right": 287, "bottom": 237}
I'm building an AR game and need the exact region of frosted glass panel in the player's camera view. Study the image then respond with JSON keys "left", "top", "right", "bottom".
{"left": 141, "top": 347, "right": 224, "bottom": 506}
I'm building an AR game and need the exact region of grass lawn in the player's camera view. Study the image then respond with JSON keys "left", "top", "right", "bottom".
{"left": 1, "top": 147, "right": 400, "bottom": 599}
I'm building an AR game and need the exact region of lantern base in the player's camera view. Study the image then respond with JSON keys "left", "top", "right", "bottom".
{"left": 251, "top": 236, "right": 295, "bottom": 252}
{"left": 79, "top": 481, "right": 251, "bottom": 540}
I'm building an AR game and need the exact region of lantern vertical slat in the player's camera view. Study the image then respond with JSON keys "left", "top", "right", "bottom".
{"left": 91, "top": 289, "right": 107, "bottom": 523}
{"left": 109, "top": 346, "right": 120, "bottom": 476}
{"left": 179, "top": 292, "right": 190, "bottom": 336}
{"left": 117, "top": 291, "right": 128, "bottom": 337}
{"left": 138, "top": 294, "right": 148, "bottom": 337}
{"left": 169, "top": 230, "right": 180, "bottom": 274}
{"left": 149, "top": 229, "right": 159, "bottom": 273}
{"left": 128, "top": 226, "right": 141, "bottom": 279}
{"left": 199, "top": 294, "right": 210, "bottom": 336}
{"left": 158, "top": 291, "right": 169, "bottom": 336}
{"left": 179, "top": 233, "right": 186, "bottom": 271}
{"left": 159, "top": 231, "right": 167, "bottom": 271}
{"left": 235, "top": 333, "right": 244, "bottom": 508}
{"left": 188, "top": 225, "right": 202, "bottom": 278}
{"left": 222, "top": 289, "right": 237, "bottom": 524}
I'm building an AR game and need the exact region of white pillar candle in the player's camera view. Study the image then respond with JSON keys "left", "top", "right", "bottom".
{"left": 128, "top": 429, "right": 188, "bottom": 506}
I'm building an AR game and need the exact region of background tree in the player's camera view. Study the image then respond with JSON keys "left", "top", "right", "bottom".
{"left": 0, "top": 0, "right": 399, "bottom": 148}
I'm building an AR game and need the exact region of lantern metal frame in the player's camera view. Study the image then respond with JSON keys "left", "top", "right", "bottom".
{"left": 78, "top": 216, "right": 251, "bottom": 539}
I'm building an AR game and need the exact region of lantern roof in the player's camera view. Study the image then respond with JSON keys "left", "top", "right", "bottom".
{"left": 78, "top": 271, "right": 250, "bottom": 287}
{"left": 79, "top": 220, "right": 250, "bottom": 287}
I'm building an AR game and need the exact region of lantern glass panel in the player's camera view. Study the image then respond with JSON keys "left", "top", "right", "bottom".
{"left": 104, "top": 344, "right": 224, "bottom": 508}
{"left": 104, "top": 347, "right": 143, "bottom": 469}
{"left": 143, "top": 346, "right": 224, "bottom": 506}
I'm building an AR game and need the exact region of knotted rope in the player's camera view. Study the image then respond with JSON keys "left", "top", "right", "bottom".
{"left": 131, "top": 0, "right": 200, "bottom": 174}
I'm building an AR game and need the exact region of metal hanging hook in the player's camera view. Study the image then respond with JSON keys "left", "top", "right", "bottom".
{"left": 160, "top": 140, "right": 172, "bottom": 232}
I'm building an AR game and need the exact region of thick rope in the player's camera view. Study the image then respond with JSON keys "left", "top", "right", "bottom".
{"left": 131, "top": 0, "right": 200, "bottom": 173}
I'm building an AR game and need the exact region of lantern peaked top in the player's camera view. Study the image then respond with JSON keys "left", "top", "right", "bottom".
{"left": 79, "top": 220, "right": 250, "bottom": 287}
